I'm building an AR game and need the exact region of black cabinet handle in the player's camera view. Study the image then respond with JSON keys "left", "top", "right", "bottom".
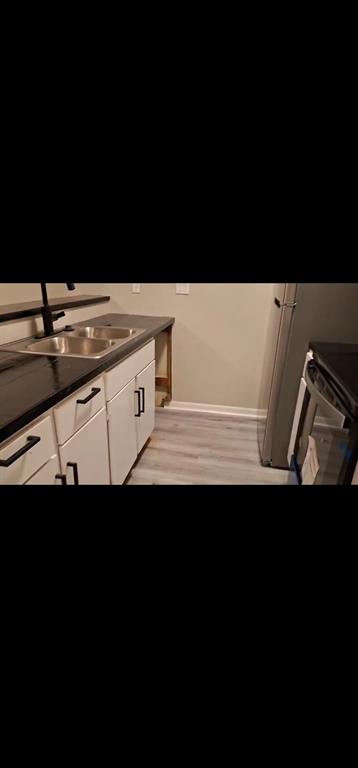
{"left": 0, "top": 436, "right": 41, "bottom": 468}
{"left": 139, "top": 387, "right": 145, "bottom": 414}
{"left": 67, "top": 462, "right": 79, "bottom": 485}
{"left": 76, "top": 387, "right": 101, "bottom": 405}
{"left": 55, "top": 474, "right": 67, "bottom": 485}
{"left": 135, "top": 390, "right": 141, "bottom": 417}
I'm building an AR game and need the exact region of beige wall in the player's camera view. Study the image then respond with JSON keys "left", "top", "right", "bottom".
{"left": 0, "top": 283, "right": 40, "bottom": 302}
{"left": 78, "top": 283, "right": 277, "bottom": 409}
{"left": 0, "top": 283, "right": 277, "bottom": 410}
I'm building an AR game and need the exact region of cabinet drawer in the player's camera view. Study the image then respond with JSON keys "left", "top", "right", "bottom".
{"left": 54, "top": 376, "right": 105, "bottom": 445}
{"left": 105, "top": 340, "right": 155, "bottom": 402}
{"left": 25, "top": 455, "right": 61, "bottom": 485}
{"left": 0, "top": 415, "right": 57, "bottom": 485}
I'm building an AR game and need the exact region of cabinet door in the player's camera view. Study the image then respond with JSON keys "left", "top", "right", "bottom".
{"left": 136, "top": 360, "right": 156, "bottom": 453}
{"left": 59, "top": 408, "right": 110, "bottom": 485}
{"left": 108, "top": 378, "right": 138, "bottom": 485}
{"left": 26, "top": 455, "right": 61, "bottom": 485}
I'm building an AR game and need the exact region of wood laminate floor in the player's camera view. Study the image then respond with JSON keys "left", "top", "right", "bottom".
{"left": 127, "top": 409, "right": 293, "bottom": 485}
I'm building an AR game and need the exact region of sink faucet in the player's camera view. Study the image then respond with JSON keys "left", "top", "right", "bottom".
{"left": 40, "top": 283, "right": 76, "bottom": 337}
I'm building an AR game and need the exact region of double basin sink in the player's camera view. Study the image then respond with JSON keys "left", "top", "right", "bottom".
{"left": 8, "top": 325, "right": 146, "bottom": 359}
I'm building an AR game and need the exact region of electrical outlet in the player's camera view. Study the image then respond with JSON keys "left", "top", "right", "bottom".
{"left": 176, "top": 284, "right": 190, "bottom": 295}
{"left": 132, "top": 284, "right": 141, "bottom": 293}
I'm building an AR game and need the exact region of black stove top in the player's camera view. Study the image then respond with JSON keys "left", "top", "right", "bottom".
{"left": 309, "top": 342, "right": 358, "bottom": 419}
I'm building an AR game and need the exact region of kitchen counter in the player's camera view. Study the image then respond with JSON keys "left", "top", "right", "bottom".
{"left": 0, "top": 313, "right": 174, "bottom": 443}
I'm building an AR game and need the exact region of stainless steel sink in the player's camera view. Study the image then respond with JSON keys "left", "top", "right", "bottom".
{"left": 24, "top": 336, "right": 117, "bottom": 358}
{"left": 70, "top": 326, "right": 141, "bottom": 341}
{"left": 3, "top": 325, "right": 147, "bottom": 359}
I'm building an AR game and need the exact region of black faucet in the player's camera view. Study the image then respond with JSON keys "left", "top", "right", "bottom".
{"left": 40, "top": 283, "right": 76, "bottom": 337}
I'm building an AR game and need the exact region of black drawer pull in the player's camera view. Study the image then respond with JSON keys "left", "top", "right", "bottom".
{"left": 76, "top": 387, "right": 101, "bottom": 405}
{"left": 139, "top": 387, "right": 145, "bottom": 414}
{"left": 55, "top": 474, "right": 67, "bottom": 485}
{"left": 67, "top": 462, "right": 79, "bottom": 485}
{"left": 0, "top": 436, "right": 41, "bottom": 468}
{"left": 135, "top": 390, "right": 141, "bottom": 417}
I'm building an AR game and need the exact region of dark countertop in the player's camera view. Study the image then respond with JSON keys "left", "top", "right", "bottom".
{"left": 0, "top": 313, "right": 174, "bottom": 443}
{"left": 310, "top": 341, "right": 358, "bottom": 418}
{"left": 0, "top": 294, "right": 110, "bottom": 323}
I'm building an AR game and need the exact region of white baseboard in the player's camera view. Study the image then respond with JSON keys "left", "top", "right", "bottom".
{"left": 164, "top": 401, "right": 267, "bottom": 420}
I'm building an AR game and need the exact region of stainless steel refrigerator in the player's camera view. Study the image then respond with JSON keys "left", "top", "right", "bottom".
{"left": 260, "top": 283, "right": 358, "bottom": 468}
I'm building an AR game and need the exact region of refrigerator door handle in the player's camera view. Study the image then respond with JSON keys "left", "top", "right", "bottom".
{"left": 275, "top": 297, "right": 297, "bottom": 309}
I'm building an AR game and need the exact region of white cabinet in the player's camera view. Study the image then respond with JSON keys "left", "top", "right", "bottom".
{"left": 108, "top": 379, "right": 138, "bottom": 485}
{"left": 107, "top": 359, "right": 156, "bottom": 484}
{"left": 59, "top": 408, "right": 110, "bottom": 485}
{"left": 54, "top": 376, "right": 105, "bottom": 445}
{"left": 106, "top": 342, "right": 156, "bottom": 484}
{"left": 1, "top": 340, "right": 157, "bottom": 486}
{"left": 0, "top": 415, "right": 58, "bottom": 485}
{"left": 105, "top": 341, "right": 155, "bottom": 401}
{"left": 26, "top": 455, "right": 61, "bottom": 485}
{"left": 135, "top": 360, "right": 155, "bottom": 453}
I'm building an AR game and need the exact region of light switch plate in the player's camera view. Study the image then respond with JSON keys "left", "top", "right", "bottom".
{"left": 176, "top": 284, "right": 190, "bottom": 295}
{"left": 132, "top": 284, "right": 141, "bottom": 293}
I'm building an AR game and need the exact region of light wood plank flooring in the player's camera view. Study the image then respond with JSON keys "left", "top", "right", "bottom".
{"left": 127, "top": 409, "right": 293, "bottom": 485}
